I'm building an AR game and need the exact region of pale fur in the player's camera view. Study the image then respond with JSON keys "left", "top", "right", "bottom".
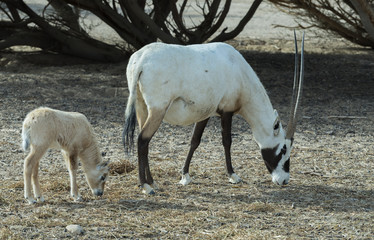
{"left": 124, "top": 42, "right": 292, "bottom": 193}
{"left": 22, "top": 107, "right": 108, "bottom": 204}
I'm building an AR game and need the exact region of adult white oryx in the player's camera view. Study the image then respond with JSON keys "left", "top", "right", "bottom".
{"left": 123, "top": 32, "right": 304, "bottom": 194}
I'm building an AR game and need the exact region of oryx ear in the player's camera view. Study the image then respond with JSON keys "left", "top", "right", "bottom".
{"left": 273, "top": 110, "right": 280, "bottom": 136}
{"left": 274, "top": 109, "right": 279, "bottom": 117}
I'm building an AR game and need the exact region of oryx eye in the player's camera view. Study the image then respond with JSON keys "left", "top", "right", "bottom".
{"left": 273, "top": 120, "right": 280, "bottom": 136}
{"left": 274, "top": 122, "right": 279, "bottom": 130}
{"left": 100, "top": 175, "right": 107, "bottom": 181}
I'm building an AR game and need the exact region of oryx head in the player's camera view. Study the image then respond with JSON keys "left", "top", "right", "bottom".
{"left": 261, "top": 31, "right": 304, "bottom": 186}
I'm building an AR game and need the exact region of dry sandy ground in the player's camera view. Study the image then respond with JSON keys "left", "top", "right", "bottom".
{"left": 1, "top": 2, "right": 374, "bottom": 239}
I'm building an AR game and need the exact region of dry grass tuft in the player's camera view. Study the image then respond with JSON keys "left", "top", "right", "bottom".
{"left": 34, "top": 207, "right": 57, "bottom": 220}
{"left": 0, "top": 227, "right": 19, "bottom": 240}
{"left": 0, "top": 196, "right": 8, "bottom": 206}
{"left": 0, "top": 38, "right": 373, "bottom": 239}
{"left": 109, "top": 159, "right": 136, "bottom": 175}
{"left": 44, "top": 178, "right": 69, "bottom": 193}
{"left": 247, "top": 202, "right": 275, "bottom": 212}
{"left": 8, "top": 181, "right": 23, "bottom": 189}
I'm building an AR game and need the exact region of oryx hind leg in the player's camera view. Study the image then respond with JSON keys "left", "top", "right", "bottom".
{"left": 136, "top": 88, "right": 148, "bottom": 129}
{"left": 180, "top": 118, "right": 209, "bottom": 186}
{"left": 138, "top": 107, "right": 167, "bottom": 194}
{"left": 24, "top": 145, "right": 48, "bottom": 204}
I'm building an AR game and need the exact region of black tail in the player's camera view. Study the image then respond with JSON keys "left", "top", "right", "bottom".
{"left": 123, "top": 101, "right": 136, "bottom": 154}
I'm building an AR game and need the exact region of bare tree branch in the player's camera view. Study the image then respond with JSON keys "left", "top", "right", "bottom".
{"left": 202, "top": 0, "right": 231, "bottom": 42}
{"left": 47, "top": 0, "right": 85, "bottom": 35}
{"left": 170, "top": 0, "right": 192, "bottom": 42}
{"left": 212, "top": 0, "right": 263, "bottom": 42}
{"left": 124, "top": 0, "right": 180, "bottom": 44}
{"left": 5, "top": 3, "right": 21, "bottom": 22}
{"left": 0, "top": 29, "right": 55, "bottom": 50}
{"left": 65, "top": 0, "right": 150, "bottom": 48}
{"left": 269, "top": 0, "right": 374, "bottom": 48}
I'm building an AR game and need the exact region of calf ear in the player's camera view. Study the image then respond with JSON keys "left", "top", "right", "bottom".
{"left": 97, "top": 161, "right": 109, "bottom": 170}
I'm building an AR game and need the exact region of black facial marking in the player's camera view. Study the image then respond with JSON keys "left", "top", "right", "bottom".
{"left": 283, "top": 158, "right": 290, "bottom": 172}
{"left": 261, "top": 144, "right": 281, "bottom": 173}
{"left": 281, "top": 144, "right": 287, "bottom": 155}
{"left": 261, "top": 144, "right": 289, "bottom": 174}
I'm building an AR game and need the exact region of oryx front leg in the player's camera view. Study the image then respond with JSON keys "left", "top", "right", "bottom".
{"left": 62, "top": 150, "right": 81, "bottom": 202}
{"left": 180, "top": 118, "right": 209, "bottom": 186}
{"left": 24, "top": 146, "right": 47, "bottom": 204}
{"left": 221, "top": 112, "right": 242, "bottom": 184}
{"left": 138, "top": 108, "right": 166, "bottom": 195}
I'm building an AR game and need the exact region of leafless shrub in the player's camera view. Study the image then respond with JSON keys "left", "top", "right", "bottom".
{"left": 0, "top": 0, "right": 263, "bottom": 61}
{"left": 269, "top": 0, "right": 374, "bottom": 48}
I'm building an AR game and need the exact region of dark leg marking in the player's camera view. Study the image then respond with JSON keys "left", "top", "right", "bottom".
{"left": 221, "top": 112, "right": 234, "bottom": 175}
{"left": 135, "top": 107, "right": 166, "bottom": 194}
{"left": 138, "top": 134, "right": 152, "bottom": 186}
{"left": 182, "top": 118, "right": 210, "bottom": 175}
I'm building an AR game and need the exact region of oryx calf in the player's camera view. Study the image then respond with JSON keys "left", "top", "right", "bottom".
{"left": 22, "top": 107, "right": 108, "bottom": 204}
{"left": 123, "top": 33, "right": 304, "bottom": 194}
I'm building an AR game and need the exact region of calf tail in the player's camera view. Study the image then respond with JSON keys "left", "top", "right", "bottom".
{"left": 22, "top": 126, "right": 30, "bottom": 151}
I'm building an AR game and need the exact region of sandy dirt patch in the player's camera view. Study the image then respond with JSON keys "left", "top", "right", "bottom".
{"left": 0, "top": 2, "right": 373, "bottom": 239}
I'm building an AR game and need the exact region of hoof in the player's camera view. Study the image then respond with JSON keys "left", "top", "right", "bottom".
{"left": 36, "top": 196, "right": 45, "bottom": 203}
{"left": 228, "top": 173, "right": 242, "bottom": 184}
{"left": 26, "top": 197, "right": 36, "bottom": 204}
{"left": 151, "top": 182, "right": 159, "bottom": 190}
{"left": 73, "top": 195, "right": 83, "bottom": 202}
{"left": 142, "top": 183, "right": 155, "bottom": 195}
{"left": 179, "top": 173, "right": 192, "bottom": 186}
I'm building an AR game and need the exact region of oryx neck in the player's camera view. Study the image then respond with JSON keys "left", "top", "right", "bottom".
{"left": 240, "top": 78, "right": 279, "bottom": 148}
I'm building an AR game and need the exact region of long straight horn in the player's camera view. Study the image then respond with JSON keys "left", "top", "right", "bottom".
{"left": 286, "top": 31, "right": 305, "bottom": 140}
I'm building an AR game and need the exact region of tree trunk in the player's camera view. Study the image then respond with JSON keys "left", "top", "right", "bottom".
{"left": 1, "top": 0, "right": 127, "bottom": 62}
{"left": 349, "top": 0, "right": 374, "bottom": 41}
{"left": 48, "top": 0, "right": 84, "bottom": 35}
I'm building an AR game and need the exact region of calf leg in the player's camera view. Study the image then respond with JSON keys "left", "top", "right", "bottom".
{"left": 31, "top": 160, "right": 44, "bottom": 202}
{"left": 24, "top": 146, "right": 47, "bottom": 204}
{"left": 179, "top": 118, "right": 209, "bottom": 185}
{"left": 138, "top": 107, "right": 166, "bottom": 194}
{"left": 221, "top": 112, "right": 241, "bottom": 183}
{"left": 62, "top": 150, "right": 81, "bottom": 201}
